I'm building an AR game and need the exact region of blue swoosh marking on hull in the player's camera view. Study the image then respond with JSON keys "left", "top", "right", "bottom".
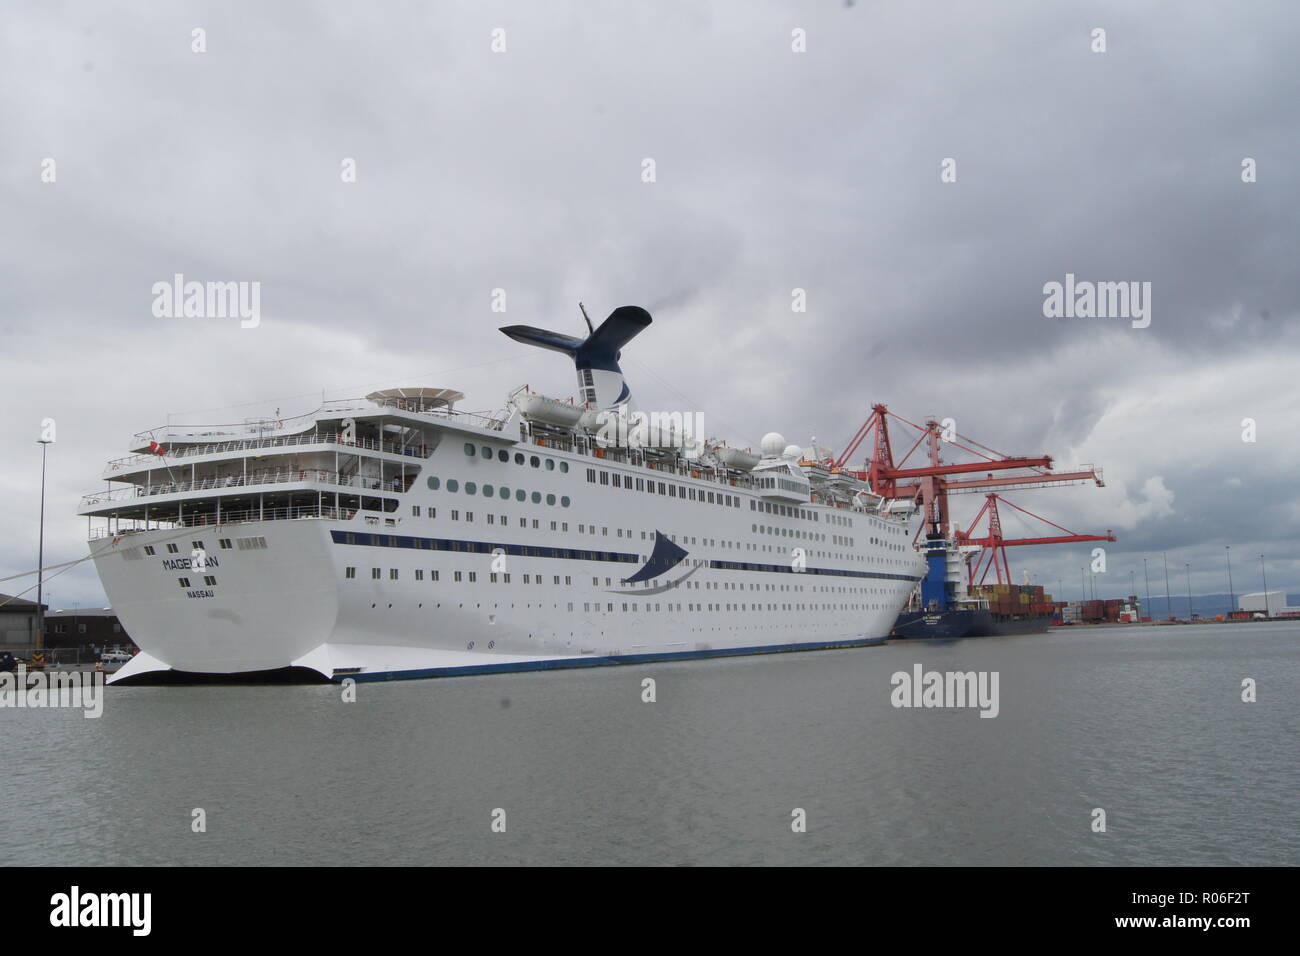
{"left": 621, "top": 529, "right": 688, "bottom": 583}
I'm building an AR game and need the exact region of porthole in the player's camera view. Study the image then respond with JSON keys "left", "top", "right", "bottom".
{"left": 483, "top": 484, "right": 494, "bottom": 497}
{"left": 498, "top": 449, "right": 508, "bottom": 462}
{"left": 561, "top": 496, "right": 570, "bottom": 507}
{"left": 427, "top": 477, "right": 440, "bottom": 490}
{"left": 545, "top": 459, "right": 555, "bottom": 471}
{"left": 515, "top": 489, "right": 526, "bottom": 502}
{"left": 546, "top": 494, "right": 556, "bottom": 506}
{"left": 531, "top": 491, "right": 542, "bottom": 503}
{"left": 481, "top": 446, "right": 493, "bottom": 459}
{"left": 514, "top": 453, "right": 525, "bottom": 465}
{"left": 465, "top": 481, "right": 477, "bottom": 495}
{"left": 463, "top": 443, "right": 475, "bottom": 456}
{"left": 530, "top": 456, "right": 540, "bottom": 468}
{"left": 498, "top": 486, "right": 510, "bottom": 500}
{"left": 560, "top": 462, "right": 569, "bottom": 473}
{"left": 447, "top": 479, "right": 459, "bottom": 492}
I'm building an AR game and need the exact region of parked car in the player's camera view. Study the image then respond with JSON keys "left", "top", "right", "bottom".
{"left": 100, "top": 648, "right": 133, "bottom": 664}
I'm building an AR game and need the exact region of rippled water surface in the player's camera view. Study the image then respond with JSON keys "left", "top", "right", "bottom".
{"left": 2, "top": 622, "right": 1295, "bottom": 865}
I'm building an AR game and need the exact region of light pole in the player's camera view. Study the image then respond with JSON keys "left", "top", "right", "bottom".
{"left": 1260, "top": 554, "right": 1269, "bottom": 619}
{"left": 1143, "top": 557, "right": 1152, "bottom": 621}
{"left": 1170, "top": 554, "right": 1180, "bottom": 621}
{"left": 36, "top": 438, "right": 51, "bottom": 653}
{"left": 1185, "top": 563, "right": 1192, "bottom": 622}
{"left": 1225, "top": 546, "right": 1235, "bottom": 618}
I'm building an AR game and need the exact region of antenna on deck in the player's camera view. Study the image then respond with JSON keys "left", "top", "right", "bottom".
{"left": 579, "top": 301, "right": 594, "bottom": 335}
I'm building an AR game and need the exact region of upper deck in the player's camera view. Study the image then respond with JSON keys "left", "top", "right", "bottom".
{"left": 80, "top": 385, "right": 914, "bottom": 540}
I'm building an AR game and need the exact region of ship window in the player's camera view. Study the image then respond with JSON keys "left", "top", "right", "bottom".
{"left": 346, "top": 567, "right": 356, "bottom": 579}
{"left": 431, "top": 570, "right": 439, "bottom": 581}
{"left": 204, "top": 575, "right": 217, "bottom": 586}
{"left": 482, "top": 484, "right": 493, "bottom": 497}
{"left": 546, "top": 494, "right": 556, "bottom": 506}
{"left": 531, "top": 492, "right": 541, "bottom": 503}
{"left": 498, "top": 450, "right": 509, "bottom": 462}
{"left": 468, "top": 572, "right": 477, "bottom": 582}
{"left": 144, "top": 546, "right": 156, "bottom": 555}
{"left": 446, "top": 479, "right": 459, "bottom": 492}
{"left": 415, "top": 570, "right": 424, "bottom": 581}
{"left": 372, "top": 568, "right": 381, "bottom": 579}
{"left": 561, "top": 496, "right": 570, "bottom": 507}
{"left": 560, "top": 461, "right": 569, "bottom": 473}
{"left": 454, "top": 571, "right": 462, "bottom": 582}
{"left": 167, "top": 543, "right": 179, "bottom": 553}
{"left": 515, "top": 489, "right": 526, "bottom": 502}
{"left": 427, "top": 477, "right": 440, "bottom": 490}
{"left": 546, "top": 459, "right": 555, "bottom": 471}
{"left": 451, "top": 510, "right": 459, "bottom": 520}
{"left": 530, "top": 456, "right": 540, "bottom": 468}
{"left": 599, "top": 471, "right": 609, "bottom": 485}
{"left": 499, "top": 486, "right": 509, "bottom": 499}
{"left": 481, "top": 446, "right": 492, "bottom": 459}
{"left": 192, "top": 540, "right": 205, "bottom": 550}
{"left": 464, "top": 443, "right": 475, "bottom": 456}
{"left": 412, "top": 506, "right": 421, "bottom": 516}
{"left": 178, "top": 578, "right": 190, "bottom": 587}
{"left": 465, "top": 482, "right": 477, "bottom": 495}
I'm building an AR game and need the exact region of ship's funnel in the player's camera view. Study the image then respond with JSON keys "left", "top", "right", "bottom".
{"left": 501, "top": 305, "right": 651, "bottom": 410}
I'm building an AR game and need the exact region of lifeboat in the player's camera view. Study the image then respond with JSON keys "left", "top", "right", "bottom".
{"left": 715, "top": 446, "right": 760, "bottom": 472}
{"left": 511, "top": 391, "right": 584, "bottom": 427}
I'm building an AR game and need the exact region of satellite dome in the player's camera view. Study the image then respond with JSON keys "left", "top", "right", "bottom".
{"left": 760, "top": 432, "right": 786, "bottom": 457}
{"left": 783, "top": 444, "right": 803, "bottom": 459}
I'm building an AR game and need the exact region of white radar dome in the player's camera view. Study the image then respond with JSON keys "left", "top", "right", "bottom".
{"left": 783, "top": 444, "right": 803, "bottom": 459}
{"left": 760, "top": 432, "right": 786, "bottom": 457}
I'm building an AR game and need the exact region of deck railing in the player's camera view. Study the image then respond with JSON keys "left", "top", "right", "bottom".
{"left": 88, "top": 504, "right": 359, "bottom": 538}
{"left": 82, "top": 469, "right": 411, "bottom": 507}
{"left": 106, "top": 432, "right": 428, "bottom": 471}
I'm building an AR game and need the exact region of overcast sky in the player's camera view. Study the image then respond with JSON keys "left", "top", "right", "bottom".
{"left": 2, "top": 0, "right": 1297, "bottom": 610}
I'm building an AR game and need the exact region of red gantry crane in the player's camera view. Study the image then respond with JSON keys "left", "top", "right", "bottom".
{"left": 955, "top": 492, "right": 1115, "bottom": 587}
{"left": 835, "top": 404, "right": 1111, "bottom": 586}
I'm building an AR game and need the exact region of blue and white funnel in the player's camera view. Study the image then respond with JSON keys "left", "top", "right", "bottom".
{"left": 500, "top": 305, "right": 651, "bottom": 410}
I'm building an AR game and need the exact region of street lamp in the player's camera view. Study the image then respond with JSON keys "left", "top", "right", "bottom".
{"left": 1185, "top": 563, "right": 1192, "bottom": 622}
{"left": 1260, "top": 554, "right": 1269, "bottom": 619}
{"left": 1162, "top": 551, "right": 1172, "bottom": 622}
{"left": 1226, "top": 546, "right": 1235, "bottom": 618}
{"left": 36, "top": 437, "right": 52, "bottom": 653}
{"left": 1143, "top": 557, "right": 1152, "bottom": 622}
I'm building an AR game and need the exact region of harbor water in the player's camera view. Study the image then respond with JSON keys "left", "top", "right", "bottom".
{"left": 1, "top": 622, "right": 1295, "bottom": 866}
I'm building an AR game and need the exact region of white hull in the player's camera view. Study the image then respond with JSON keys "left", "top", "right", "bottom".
{"left": 92, "top": 440, "right": 923, "bottom": 683}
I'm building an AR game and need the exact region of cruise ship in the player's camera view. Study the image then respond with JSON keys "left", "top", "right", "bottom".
{"left": 80, "top": 306, "right": 926, "bottom": 683}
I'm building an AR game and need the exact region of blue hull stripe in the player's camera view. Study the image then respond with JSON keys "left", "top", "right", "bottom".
{"left": 330, "top": 530, "right": 923, "bottom": 583}
{"left": 340, "top": 635, "right": 888, "bottom": 683}
{"left": 330, "top": 530, "right": 637, "bottom": 565}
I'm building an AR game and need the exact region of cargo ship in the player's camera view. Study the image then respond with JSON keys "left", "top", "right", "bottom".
{"left": 891, "top": 534, "right": 1054, "bottom": 639}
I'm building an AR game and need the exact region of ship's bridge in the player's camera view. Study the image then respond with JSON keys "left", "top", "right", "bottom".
{"left": 753, "top": 461, "right": 812, "bottom": 502}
